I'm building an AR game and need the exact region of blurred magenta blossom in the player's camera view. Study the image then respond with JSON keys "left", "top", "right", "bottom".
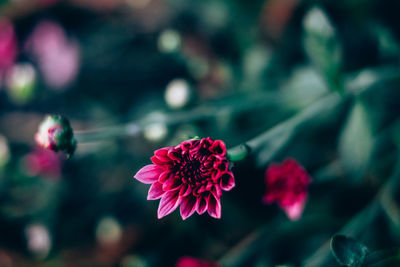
{"left": 26, "top": 21, "right": 80, "bottom": 90}
{"left": 263, "top": 158, "right": 312, "bottom": 221}
{"left": 134, "top": 138, "right": 235, "bottom": 220}
{"left": 22, "top": 148, "right": 62, "bottom": 179}
{"left": 0, "top": 18, "right": 18, "bottom": 81}
{"left": 176, "top": 256, "right": 219, "bottom": 267}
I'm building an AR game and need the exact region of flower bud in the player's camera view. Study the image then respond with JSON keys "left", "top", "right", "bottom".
{"left": 35, "top": 115, "right": 76, "bottom": 157}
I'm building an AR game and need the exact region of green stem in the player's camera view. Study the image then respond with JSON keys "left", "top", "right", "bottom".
{"left": 226, "top": 66, "right": 400, "bottom": 163}
{"left": 74, "top": 91, "right": 280, "bottom": 142}
{"left": 227, "top": 93, "right": 342, "bottom": 162}
{"left": 75, "top": 66, "right": 400, "bottom": 154}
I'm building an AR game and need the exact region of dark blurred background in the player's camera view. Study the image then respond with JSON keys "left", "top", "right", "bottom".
{"left": 0, "top": 0, "right": 400, "bottom": 266}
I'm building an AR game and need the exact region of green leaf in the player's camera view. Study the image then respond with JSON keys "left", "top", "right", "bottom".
{"left": 363, "top": 249, "right": 400, "bottom": 266}
{"left": 330, "top": 235, "right": 369, "bottom": 267}
{"left": 303, "top": 7, "right": 342, "bottom": 92}
{"left": 227, "top": 144, "right": 250, "bottom": 162}
{"left": 338, "top": 100, "right": 374, "bottom": 181}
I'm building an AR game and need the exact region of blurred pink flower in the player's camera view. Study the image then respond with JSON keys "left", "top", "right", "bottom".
{"left": 26, "top": 21, "right": 80, "bottom": 89}
{"left": 0, "top": 18, "right": 18, "bottom": 73}
{"left": 23, "top": 148, "right": 62, "bottom": 179}
{"left": 134, "top": 138, "right": 235, "bottom": 220}
{"left": 263, "top": 158, "right": 312, "bottom": 221}
{"left": 176, "top": 257, "right": 219, "bottom": 267}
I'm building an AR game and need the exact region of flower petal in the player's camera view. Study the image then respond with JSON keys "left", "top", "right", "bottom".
{"left": 157, "top": 189, "right": 181, "bottom": 219}
{"left": 282, "top": 197, "right": 306, "bottom": 221}
{"left": 151, "top": 156, "right": 169, "bottom": 165}
{"left": 180, "top": 196, "right": 197, "bottom": 220}
{"left": 179, "top": 183, "right": 192, "bottom": 197}
{"left": 196, "top": 195, "right": 208, "bottom": 215}
{"left": 213, "top": 160, "right": 228, "bottom": 172}
{"left": 147, "top": 182, "right": 165, "bottom": 200}
{"left": 167, "top": 149, "right": 182, "bottom": 162}
{"left": 220, "top": 172, "right": 235, "bottom": 191}
{"left": 154, "top": 148, "right": 170, "bottom": 158}
{"left": 162, "top": 176, "right": 182, "bottom": 191}
{"left": 210, "top": 184, "right": 222, "bottom": 198}
{"left": 159, "top": 170, "right": 173, "bottom": 183}
{"left": 134, "top": 164, "right": 164, "bottom": 184}
{"left": 209, "top": 140, "right": 226, "bottom": 155}
{"left": 207, "top": 194, "right": 221, "bottom": 219}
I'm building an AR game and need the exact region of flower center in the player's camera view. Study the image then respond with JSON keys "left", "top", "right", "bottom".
{"left": 176, "top": 155, "right": 207, "bottom": 186}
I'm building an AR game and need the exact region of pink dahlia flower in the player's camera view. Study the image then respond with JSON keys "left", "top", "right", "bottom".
{"left": 134, "top": 138, "right": 235, "bottom": 220}
{"left": 26, "top": 21, "right": 80, "bottom": 90}
{"left": 263, "top": 158, "right": 311, "bottom": 221}
{"left": 23, "top": 148, "right": 62, "bottom": 179}
{"left": 176, "top": 256, "right": 219, "bottom": 267}
{"left": 0, "top": 18, "right": 17, "bottom": 72}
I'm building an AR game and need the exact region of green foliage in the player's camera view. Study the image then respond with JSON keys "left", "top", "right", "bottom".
{"left": 331, "top": 235, "right": 369, "bottom": 267}
{"left": 1, "top": 0, "right": 400, "bottom": 266}
{"left": 363, "top": 249, "right": 400, "bottom": 266}
{"left": 339, "top": 99, "right": 374, "bottom": 181}
{"left": 303, "top": 7, "right": 343, "bottom": 92}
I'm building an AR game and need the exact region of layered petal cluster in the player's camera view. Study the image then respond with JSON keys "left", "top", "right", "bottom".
{"left": 176, "top": 256, "right": 219, "bottom": 267}
{"left": 134, "top": 138, "right": 235, "bottom": 220}
{"left": 263, "top": 158, "right": 311, "bottom": 221}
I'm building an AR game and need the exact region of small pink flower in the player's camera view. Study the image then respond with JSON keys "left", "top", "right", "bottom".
{"left": 23, "top": 148, "right": 62, "bottom": 179}
{"left": 263, "top": 158, "right": 311, "bottom": 221}
{"left": 26, "top": 21, "right": 80, "bottom": 89}
{"left": 0, "top": 18, "right": 17, "bottom": 71}
{"left": 176, "top": 256, "right": 219, "bottom": 267}
{"left": 134, "top": 138, "right": 235, "bottom": 220}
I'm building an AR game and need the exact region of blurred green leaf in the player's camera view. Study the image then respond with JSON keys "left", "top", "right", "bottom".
{"left": 303, "top": 7, "right": 342, "bottom": 92}
{"left": 363, "top": 249, "right": 400, "bottom": 266}
{"left": 330, "top": 235, "right": 369, "bottom": 267}
{"left": 339, "top": 100, "right": 373, "bottom": 181}
{"left": 282, "top": 66, "right": 329, "bottom": 111}
{"left": 374, "top": 24, "right": 400, "bottom": 62}
{"left": 0, "top": 0, "right": 8, "bottom": 7}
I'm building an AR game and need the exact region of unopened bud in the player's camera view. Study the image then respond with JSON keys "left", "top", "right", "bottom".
{"left": 35, "top": 115, "right": 76, "bottom": 157}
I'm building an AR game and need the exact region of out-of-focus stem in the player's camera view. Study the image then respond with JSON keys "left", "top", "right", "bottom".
{"left": 74, "top": 123, "right": 141, "bottom": 142}
{"left": 75, "top": 66, "right": 400, "bottom": 149}
{"left": 74, "top": 91, "right": 280, "bottom": 142}
{"left": 227, "top": 66, "right": 400, "bottom": 162}
{"left": 227, "top": 92, "right": 341, "bottom": 162}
